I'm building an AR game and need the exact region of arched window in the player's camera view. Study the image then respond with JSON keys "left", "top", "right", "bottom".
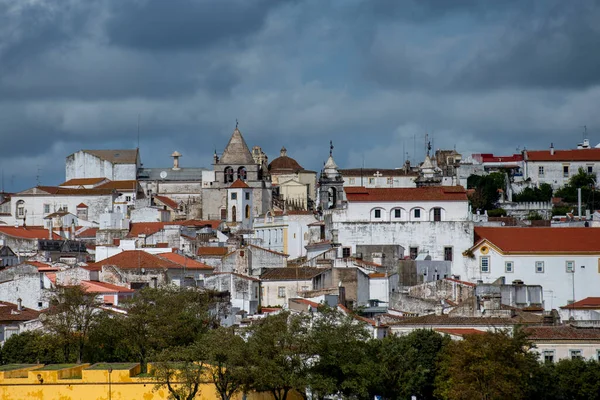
{"left": 391, "top": 208, "right": 404, "bottom": 220}
{"left": 371, "top": 207, "right": 385, "bottom": 221}
{"left": 237, "top": 166, "right": 247, "bottom": 181}
{"left": 327, "top": 188, "right": 337, "bottom": 209}
{"left": 16, "top": 200, "right": 25, "bottom": 218}
{"left": 245, "top": 204, "right": 250, "bottom": 219}
{"left": 431, "top": 207, "right": 443, "bottom": 222}
{"left": 224, "top": 166, "right": 234, "bottom": 183}
{"left": 231, "top": 206, "right": 237, "bottom": 222}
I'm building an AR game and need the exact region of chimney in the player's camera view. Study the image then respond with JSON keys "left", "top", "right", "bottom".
{"left": 17, "top": 298, "right": 22, "bottom": 311}
{"left": 550, "top": 143, "right": 555, "bottom": 156}
{"left": 48, "top": 219, "right": 53, "bottom": 240}
{"left": 70, "top": 220, "right": 76, "bottom": 240}
{"left": 171, "top": 151, "right": 182, "bottom": 170}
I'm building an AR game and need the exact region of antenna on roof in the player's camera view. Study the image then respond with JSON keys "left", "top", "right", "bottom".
{"left": 329, "top": 140, "right": 334, "bottom": 157}
{"left": 236, "top": 119, "right": 239, "bottom": 129}
{"left": 137, "top": 114, "right": 141, "bottom": 149}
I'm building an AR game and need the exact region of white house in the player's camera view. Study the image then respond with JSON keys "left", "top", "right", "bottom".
{"left": 227, "top": 179, "right": 253, "bottom": 230}
{"left": 204, "top": 272, "right": 260, "bottom": 315}
{"left": 522, "top": 141, "right": 600, "bottom": 190}
{"left": 462, "top": 227, "right": 600, "bottom": 310}
{"left": 558, "top": 297, "right": 600, "bottom": 322}
{"left": 340, "top": 168, "right": 418, "bottom": 189}
{"left": 65, "top": 149, "right": 140, "bottom": 181}
{"left": 326, "top": 186, "right": 473, "bottom": 264}
{"left": 251, "top": 211, "right": 318, "bottom": 260}
{"left": 260, "top": 267, "right": 323, "bottom": 307}
{"left": 524, "top": 325, "right": 600, "bottom": 362}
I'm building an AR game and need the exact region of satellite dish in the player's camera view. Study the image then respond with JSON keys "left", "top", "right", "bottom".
{"left": 160, "top": 171, "right": 168, "bottom": 179}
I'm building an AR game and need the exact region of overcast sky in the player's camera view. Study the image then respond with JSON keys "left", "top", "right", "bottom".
{"left": 2, "top": 0, "right": 600, "bottom": 191}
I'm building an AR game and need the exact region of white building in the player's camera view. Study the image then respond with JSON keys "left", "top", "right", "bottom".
{"left": 340, "top": 168, "right": 418, "bottom": 189}
{"left": 326, "top": 185, "right": 473, "bottom": 263}
{"left": 227, "top": 179, "right": 253, "bottom": 230}
{"left": 260, "top": 267, "right": 322, "bottom": 307}
{"left": 525, "top": 325, "right": 600, "bottom": 362}
{"left": 66, "top": 149, "right": 140, "bottom": 181}
{"left": 462, "top": 227, "right": 600, "bottom": 310}
{"left": 204, "top": 272, "right": 260, "bottom": 315}
{"left": 251, "top": 211, "right": 318, "bottom": 260}
{"left": 522, "top": 141, "right": 600, "bottom": 190}
{"left": 559, "top": 297, "right": 600, "bottom": 322}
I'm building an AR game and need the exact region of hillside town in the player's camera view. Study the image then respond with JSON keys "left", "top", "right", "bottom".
{"left": 1, "top": 125, "right": 600, "bottom": 368}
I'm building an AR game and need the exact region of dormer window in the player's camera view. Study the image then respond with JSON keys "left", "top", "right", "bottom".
{"left": 224, "top": 167, "right": 234, "bottom": 183}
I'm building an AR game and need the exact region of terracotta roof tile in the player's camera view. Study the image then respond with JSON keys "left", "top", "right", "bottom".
{"left": 25, "top": 261, "right": 59, "bottom": 272}
{"left": 229, "top": 179, "right": 250, "bottom": 189}
{"left": 386, "top": 314, "right": 538, "bottom": 326}
{"left": 77, "top": 227, "right": 98, "bottom": 238}
{"left": 31, "top": 186, "right": 115, "bottom": 196}
{"left": 290, "top": 298, "right": 320, "bottom": 308}
{"left": 197, "top": 247, "right": 228, "bottom": 256}
{"left": 526, "top": 148, "right": 600, "bottom": 162}
{"left": 0, "top": 301, "right": 40, "bottom": 322}
{"left": 95, "top": 180, "right": 138, "bottom": 191}
{"left": 76, "top": 203, "right": 88, "bottom": 208}
{"left": 560, "top": 297, "right": 600, "bottom": 309}
{"left": 473, "top": 227, "right": 600, "bottom": 254}
{"left": 0, "top": 226, "right": 62, "bottom": 240}
{"left": 128, "top": 220, "right": 222, "bottom": 238}
{"left": 59, "top": 178, "right": 107, "bottom": 187}
{"left": 157, "top": 252, "right": 213, "bottom": 270}
{"left": 261, "top": 267, "right": 323, "bottom": 281}
{"left": 80, "top": 280, "right": 134, "bottom": 293}
{"left": 344, "top": 186, "right": 467, "bottom": 202}
{"left": 154, "top": 195, "right": 179, "bottom": 210}
{"left": 525, "top": 326, "right": 600, "bottom": 340}
{"left": 435, "top": 328, "right": 487, "bottom": 336}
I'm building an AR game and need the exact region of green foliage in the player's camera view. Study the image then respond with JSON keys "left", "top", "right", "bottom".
{"left": 527, "top": 211, "right": 543, "bottom": 221}
{"left": 487, "top": 208, "right": 507, "bottom": 217}
{"left": 552, "top": 205, "right": 572, "bottom": 216}
{"left": 513, "top": 183, "right": 553, "bottom": 202}
{"left": 435, "top": 329, "right": 539, "bottom": 400}
{"left": 152, "top": 342, "right": 207, "bottom": 400}
{"left": 84, "top": 312, "right": 135, "bottom": 364}
{"left": 1, "top": 332, "right": 68, "bottom": 365}
{"left": 467, "top": 172, "right": 506, "bottom": 211}
{"left": 554, "top": 167, "right": 600, "bottom": 210}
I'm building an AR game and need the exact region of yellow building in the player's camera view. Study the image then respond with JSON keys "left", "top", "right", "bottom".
{"left": 0, "top": 363, "right": 301, "bottom": 400}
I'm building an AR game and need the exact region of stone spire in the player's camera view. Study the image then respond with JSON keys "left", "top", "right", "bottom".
{"left": 219, "top": 125, "right": 255, "bottom": 165}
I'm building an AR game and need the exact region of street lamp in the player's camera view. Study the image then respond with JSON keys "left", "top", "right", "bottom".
{"left": 108, "top": 366, "right": 113, "bottom": 400}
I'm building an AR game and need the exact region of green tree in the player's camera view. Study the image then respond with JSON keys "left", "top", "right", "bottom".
{"left": 152, "top": 342, "right": 207, "bottom": 400}
{"left": 306, "top": 307, "right": 374, "bottom": 400}
{"left": 554, "top": 358, "right": 600, "bottom": 400}
{"left": 84, "top": 312, "right": 135, "bottom": 363}
{"left": 435, "top": 329, "right": 538, "bottom": 400}
{"left": 205, "top": 327, "right": 251, "bottom": 400}
{"left": 467, "top": 172, "right": 505, "bottom": 211}
{"left": 42, "top": 285, "right": 100, "bottom": 363}
{"left": 121, "top": 287, "right": 216, "bottom": 372}
{"left": 1, "top": 331, "right": 66, "bottom": 365}
{"left": 246, "top": 312, "right": 311, "bottom": 400}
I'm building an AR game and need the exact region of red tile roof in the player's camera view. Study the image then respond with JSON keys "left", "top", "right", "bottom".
{"left": 435, "top": 328, "right": 486, "bottom": 336}
{"left": 81, "top": 280, "right": 134, "bottom": 294}
{"left": 473, "top": 227, "right": 600, "bottom": 254}
{"left": 127, "top": 220, "right": 222, "bottom": 238}
{"left": 59, "top": 178, "right": 107, "bottom": 187}
{"left": 229, "top": 179, "right": 250, "bottom": 189}
{"left": 369, "top": 272, "right": 387, "bottom": 278}
{"left": 526, "top": 148, "right": 600, "bottom": 162}
{"left": 77, "top": 227, "right": 98, "bottom": 238}
{"left": 32, "top": 186, "right": 115, "bottom": 196}
{"left": 344, "top": 186, "right": 468, "bottom": 202}
{"left": 0, "top": 226, "right": 62, "bottom": 240}
{"left": 157, "top": 252, "right": 213, "bottom": 270}
{"left": 46, "top": 272, "right": 56, "bottom": 284}
{"left": 25, "top": 261, "right": 59, "bottom": 272}
{"left": 76, "top": 203, "right": 88, "bottom": 208}
{"left": 0, "top": 301, "right": 41, "bottom": 322}
{"left": 154, "top": 195, "right": 179, "bottom": 210}
{"left": 95, "top": 180, "right": 138, "bottom": 191}
{"left": 560, "top": 297, "right": 600, "bottom": 309}
{"left": 290, "top": 298, "right": 321, "bottom": 308}
{"left": 525, "top": 326, "right": 600, "bottom": 340}
{"left": 197, "top": 247, "right": 228, "bottom": 256}
{"left": 472, "top": 153, "right": 523, "bottom": 163}
{"left": 261, "top": 267, "right": 322, "bottom": 281}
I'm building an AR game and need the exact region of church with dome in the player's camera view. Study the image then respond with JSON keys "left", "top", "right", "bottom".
{"left": 268, "top": 147, "right": 317, "bottom": 210}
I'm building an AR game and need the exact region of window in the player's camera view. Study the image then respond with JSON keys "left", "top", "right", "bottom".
{"left": 231, "top": 192, "right": 237, "bottom": 200}
{"left": 444, "top": 247, "right": 453, "bottom": 261}
{"left": 394, "top": 209, "right": 401, "bottom": 218}
{"left": 543, "top": 350, "right": 555, "bottom": 363}
{"left": 368, "top": 177, "right": 375, "bottom": 184}
{"left": 342, "top": 247, "right": 351, "bottom": 258}
{"left": 588, "top": 165, "right": 594, "bottom": 174}
{"left": 563, "top": 165, "right": 569, "bottom": 178}
{"left": 538, "top": 166, "right": 544, "bottom": 176}
{"left": 224, "top": 166, "right": 234, "bottom": 183}
{"left": 245, "top": 205, "right": 250, "bottom": 219}
{"left": 535, "top": 261, "right": 545, "bottom": 273}
{"left": 387, "top": 177, "right": 393, "bottom": 185}
{"left": 505, "top": 261, "right": 514, "bottom": 273}
{"left": 570, "top": 350, "right": 582, "bottom": 360}
{"left": 245, "top": 192, "right": 250, "bottom": 200}
{"left": 237, "top": 166, "right": 247, "bottom": 181}
{"left": 125, "top": 196, "right": 132, "bottom": 202}
{"left": 374, "top": 209, "right": 381, "bottom": 218}
{"left": 255, "top": 286, "right": 258, "bottom": 299}
{"left": 349, "top": 178, "right": 355, "bottom": 184}
{"left": 43, "top": 204, "right": 50, "bottom": 214}
{"left": 433, "top": 208, "right": 442, "bottom": 222}
{"left": 414, "top": 209, "right": 421, "bottom": 218}
{"left": 535, "top": 261, "right": 544, "bottom": 274}
{"left": 17, "top": 201, "right": 24, "bottom": 217}
{"left": 410, "top": 247, "right": 418, "bottom": 260}
{"left": 278, "top": 287, "right": 286, "bottom": 298}
{"left": 62, "top": 204, "right": 69, "bottom": 212}
{"left": 37, "top": 301, "right": 43, "bottom": 308}
{"left": 480, "top": 256, "right": 490, "bottom": 273}
{"left": 566, "top": 260, "right": 575, "bottom": 273}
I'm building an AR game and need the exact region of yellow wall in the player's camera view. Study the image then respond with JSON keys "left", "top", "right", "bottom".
{"left": 0, "top": 364, "right": 302, "bottom": 400}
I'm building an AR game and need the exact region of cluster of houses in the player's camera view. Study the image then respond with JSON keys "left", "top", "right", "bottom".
{"left": 1, "top": 127, "right": 600, "bottom": 361}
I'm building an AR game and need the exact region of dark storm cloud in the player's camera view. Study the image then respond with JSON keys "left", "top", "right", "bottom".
{"left": 105, "top": 0, "right": 288, "bottom": 51}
